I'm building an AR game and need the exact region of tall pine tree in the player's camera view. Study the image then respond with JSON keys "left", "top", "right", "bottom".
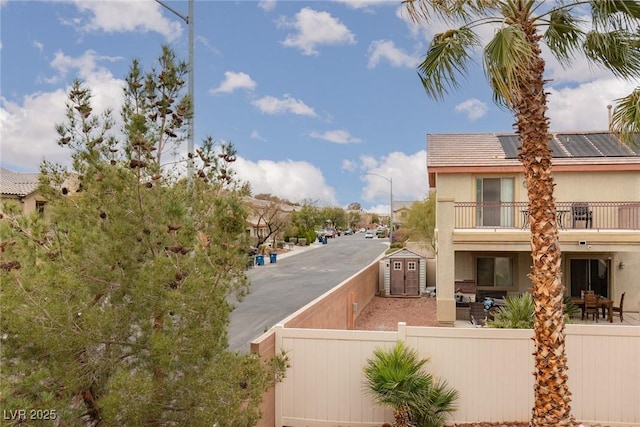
{"left": 1, "top": 46, "right": 285, "bottom": 426}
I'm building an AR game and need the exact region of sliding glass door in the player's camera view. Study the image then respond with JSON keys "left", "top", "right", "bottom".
{"left": 476, "top": 178, "right": 514, "bottom": 227}
{"left": 569, "top": 258, "right": 609, "bottom": 298}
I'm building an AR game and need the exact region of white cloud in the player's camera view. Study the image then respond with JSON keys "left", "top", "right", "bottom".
{"left": 341, "top": 159, "right": 357, "bottom": 172}
{"left": 258, "top": 0, "right": 277, "bottom": 12}
{"left": 250, "top": 130, "right": 267, "bottom": 141}
{"left": 547, "top": 79, "right": 637, "bottom": 131}
{"left": 455, "top": 98, "right": 488, "bottom": 121}
{"left": 367, "top": 39, "right": 418, "bottom": 69}
{"left": 309, "top": 129, "right": 362, "bottom": 144}
{"left": 360, "top": 150, "right": 428, "bottom": 204}
{"left": 211, "top": 71, "right": 257, "bottom": 94}
{"left": 1, "top": 50, "right": 125, "bottom": 171}
{"left": 278, "top": 8, "right": 356, "bottom": 56}
{"left": 251, "top": 94, "right": 317, "bottom": 116}
{"left": 69, "top": 0, "right": 183, "bottom": 42}
{"left": 234, "top": 157, "right": 337, "bottom": 205}
{"left": 335, "top": 0, "right": 395, "bottom": 10}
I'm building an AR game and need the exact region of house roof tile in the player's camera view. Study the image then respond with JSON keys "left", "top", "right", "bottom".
{"left": 427, "top": 132, "right": 640, "bottom": 169}
{"left": 0, "top": 167, "right": 40, "bottom": 197}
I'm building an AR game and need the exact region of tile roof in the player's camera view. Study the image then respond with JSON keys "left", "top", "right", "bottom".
{"left": 0, "top": 167, "right": 40, "bottom": 197}
{"left": 427, "top": 131, "right": 640, "bottom": 169}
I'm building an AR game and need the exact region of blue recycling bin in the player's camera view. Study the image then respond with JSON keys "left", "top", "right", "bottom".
{"left": 255, "top": 255, "right": 264, "bottom": 266}
{"left": 322, "top": 237, "right": 327, "bottom": 244}
{"left": 269, "top": 253, "right": 277, "bottom": 264}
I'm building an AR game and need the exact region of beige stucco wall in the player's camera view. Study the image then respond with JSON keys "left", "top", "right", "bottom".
{"left": 0, "top": 193, "right": 45, "bottom": 216}
{"left": 435, "top": 169, "right": 640, "bottom": 203}
{"left": 553, "top": 170, "right": 640, "bottom": 201}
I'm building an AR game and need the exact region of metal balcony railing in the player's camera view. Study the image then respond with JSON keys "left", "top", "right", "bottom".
{"left": 454, "top": 201, "right": 640, "bottom": 230}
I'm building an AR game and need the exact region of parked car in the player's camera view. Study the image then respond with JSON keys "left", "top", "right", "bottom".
{"left": 365, "top": 231, "right": 374, "bottom": 239}
{"left": 344, "top": 228, "right": 353, "bottom": 235}
{"left": 359, "top": 228, "right": 366, "bottom": 233}
{"left": 324, "top": 229, "right": 336, "bottom": 238}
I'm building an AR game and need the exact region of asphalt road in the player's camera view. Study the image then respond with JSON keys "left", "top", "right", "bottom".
{"left": 228, "top": 233, "right": 388, "bottom": 351}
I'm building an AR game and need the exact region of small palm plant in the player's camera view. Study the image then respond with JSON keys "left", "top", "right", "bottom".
{"left": 364, "top": 342, "right": 458, "bottom": 427}
{"left": 487, "top": 293, "right": 535, "bottom": 329}
{"left": 488, "top": 293, "right": 580, "bottom": 328}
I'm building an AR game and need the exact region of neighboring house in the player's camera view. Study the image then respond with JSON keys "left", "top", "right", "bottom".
{"left": 0, "top": 167, "right": 45, "bottom": 216}
{"left": 391, "top": 200, "right": 414, "bottom": 230}
{"left": 428, "top": 132, "right": 640, "bottom": 325}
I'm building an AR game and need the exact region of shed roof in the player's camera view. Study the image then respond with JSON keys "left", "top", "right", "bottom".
{"left": 0, "top": 167, "right": 40, "bottom": 197}
{"left": 384, "top": 247, "right": 427, "bottom": 259}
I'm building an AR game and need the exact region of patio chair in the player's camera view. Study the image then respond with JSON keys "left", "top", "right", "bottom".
{"left": 571, "top": 202, "right": 593, "bottom": 229}
{"left": 611, "top": 292, "right": 625, "bottom": 322}
{"left": 582, "top": 293, "right": 600, "bottom": 322}
{"left": 469, "top": 302, "right": 487, "bottom": 327}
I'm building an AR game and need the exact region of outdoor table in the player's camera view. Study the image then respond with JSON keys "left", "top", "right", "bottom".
{"left": 570, "top": 296, "right": 613, "bottom": 322}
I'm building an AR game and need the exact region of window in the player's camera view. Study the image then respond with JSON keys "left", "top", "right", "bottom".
{"left": 476, "top": 255, "right": 514, "bottom": 288}
{"left": 408, "top": 261, "right": 416, "bottom": 271}
{"left": 36, "top": 201, "right": 46, "bottom": 216}
{"left": 476, "top": 177, "right": 514, "bottom": 227}
{"left": 393, "top": 261, "right": 402, "bottom": 270}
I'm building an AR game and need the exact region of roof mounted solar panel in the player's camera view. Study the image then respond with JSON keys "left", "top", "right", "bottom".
{"left": 559, "top": 134, "right": 603, "bottom": 157}
{"left": 497, "top": 135, "right": 520, "bottom": 158}
{"left": 498, "top": 134, "right": 568, "bottom": 158}
{"left": 586, "top": 133, "right": 640, "bottom": 156}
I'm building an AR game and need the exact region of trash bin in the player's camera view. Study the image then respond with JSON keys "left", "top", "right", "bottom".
{"left": 322, "top": 237, "right": 327, "bottom": 244}
{"left": 255, "top": 255, "right": 264, "bottom": 266}
{"left": 269, "top": 253, "right": 277, "bottom": 264}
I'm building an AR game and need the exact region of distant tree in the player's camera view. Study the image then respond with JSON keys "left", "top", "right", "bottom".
{"left": 405, "top": 195, "right": 436, "bottom": 248}
{"left": 370, "top": 213, "right": 380, "bottom": 225}
{"left": 320, "top": 206, "right": 347, "bottom": 230}
{"left": 0, "top": 46, "right": 285, "bottom": 426}
{"left": 290, "top": 200, "right": 322, "bottom": 234}
{"left": 347, "top": 202, "right": 362, "bottom": 211}
{"left": 249, "top": 198, "right": 291, "bottom": 247}
{"left": 346, "top": 210, "right": 362, "bottom": 229}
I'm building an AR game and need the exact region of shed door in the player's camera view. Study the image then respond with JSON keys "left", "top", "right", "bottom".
{"left": 390, "top": 260, "right": 404, "bottom": 295}
{"left": 405, "top": 261, "right": 419, "bottom": 296}
{"left": 390, "top": 259, "right": 420, "bottom": 296}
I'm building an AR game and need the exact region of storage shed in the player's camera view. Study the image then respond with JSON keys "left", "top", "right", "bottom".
{"left": 380, "top": 248, "right": 427, "bottom": 296}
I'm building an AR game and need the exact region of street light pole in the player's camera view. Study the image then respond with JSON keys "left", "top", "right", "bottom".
{"left": 155, "top": 0, "right": 194, "bottom": 179}
{"left": 365, "top": 173, "right": 393, "bottom": 243}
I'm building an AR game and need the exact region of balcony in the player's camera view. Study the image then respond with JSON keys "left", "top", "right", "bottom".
{"left": 454, "top": 201, "right": 640, "bottom": 230}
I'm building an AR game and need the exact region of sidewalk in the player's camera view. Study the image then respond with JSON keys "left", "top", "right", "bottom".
{"left": 251, "top": 241, "right": 324, "bottom": 265}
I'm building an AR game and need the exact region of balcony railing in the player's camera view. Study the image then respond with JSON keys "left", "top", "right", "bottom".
{"left": 454, "top": 201, "right": 640, "bottom": 230}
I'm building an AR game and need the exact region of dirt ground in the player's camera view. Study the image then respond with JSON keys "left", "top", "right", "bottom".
{"left": 354, "top": 295, "right": 438, "bottom": 331}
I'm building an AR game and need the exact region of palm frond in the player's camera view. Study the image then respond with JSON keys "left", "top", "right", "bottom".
{"left": 590, "top": 0, "right": 640, "bottom": 31}
{"left": 544, "top": 8, "right": 585, "bottom": 66}
{"left": 483, "top": 25, "right": 536, "bottom": 108}
{"left": 417, "top": 27, "right": 479, "bottom": 101}
{"left": 584, "top": 30, "right": 640, "bottom": 79}
{"left": 611, "top": 87, "right": 640, "bottom": 146}
{"left": 403, "top": 0, "right": 502, "bottom": 24}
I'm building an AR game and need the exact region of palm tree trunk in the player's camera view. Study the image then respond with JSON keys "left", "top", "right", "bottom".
{"left": 515, "top": 23, "right": 573, "bottom": 427}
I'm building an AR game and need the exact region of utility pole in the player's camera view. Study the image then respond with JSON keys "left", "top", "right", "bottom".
{"left": 155, "top": 0, "right": 194, "bottom": 179}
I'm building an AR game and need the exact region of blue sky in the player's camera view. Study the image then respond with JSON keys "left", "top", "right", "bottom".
{"left": 1, "top": 0, "right": 636, "bottom": 212}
